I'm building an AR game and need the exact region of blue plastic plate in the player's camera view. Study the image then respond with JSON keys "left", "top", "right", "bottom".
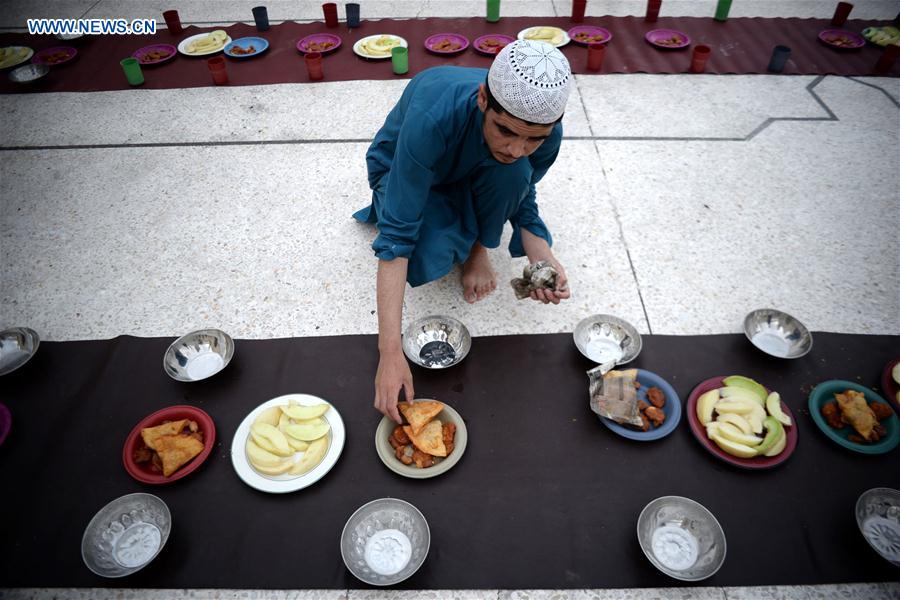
{"left": 599, "top": 369, "right": 681, "bottom": 441}
{"left": 224, "top": 36, "right": 269, "bottom": 58}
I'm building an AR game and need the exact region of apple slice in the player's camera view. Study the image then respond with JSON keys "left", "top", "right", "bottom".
{"left": 246, "top": 439, "right": 284, "bottom": 468}
{"left": 281, "top": 403, "right": 330, "bottom": 421}
{"left": 714, "top": 399, "right": 756, "bottom": 415}
{"left": 709, "top": 432, "right": 758, "bottom": 458}
{"left": 253, "top": 406, "right": 283, "bottom": 428}
{"left": 716, "top": 422, "right": 763, "bottom": 446}
{"left": 747, "top": 403, "right": 766, "bottom": 434}
{"left": 719, "top": 387, "right": 765, "bottom": 407}
{"left": 765, "top": 392, "right": 792, "bottom": 427}
{"left": 696, "top": 389, "right": 720, "bottom": 425}
{"left": 285, "top": 419, "right": 331, "bottom": 441}
{"left": 722, "top": 375, "right": 768, "bottom": 404}
{"left": 762, "top": 426, "right": 787, "bottom": 457}
{"left": 288, "top": 436, "right": 329, "bottom": 476}
{"left": 251, "top": 458, "right": 293, "bottom": 476}
{"left": 716, "top": 413, "right": 753, "bottom": 435}
{"left": 251, "top": 423, "right": 293, "bottom": 456}
{"left": 754, "top": 416, "right": 784, "bottom": 455}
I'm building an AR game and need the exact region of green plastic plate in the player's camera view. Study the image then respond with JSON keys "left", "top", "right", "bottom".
{"left": 808, "top": 380, "right": 899, "bottom": 454}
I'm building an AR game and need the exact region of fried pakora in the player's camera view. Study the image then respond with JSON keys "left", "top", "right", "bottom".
{"left": 134, "top": 419, "right": 204, "bottom": 477}
{"left": 644, "top": 406, "right": 666, "bottom": 427}
{"left": 646, "top": 387, "right": 666, "bottom": 408}
{"left": 637, "top": 399, "right": 650, "bottom": 411}
{"left": 389, "top": 401, "right": 456, "bottom": 468}
{"left": 869, "top": 401, "right": 894, "bottom": 421}
{"left": 836, "top": 390, "right": 881, "bottom": 442}
{"left": 821, "top": 401, "right": 844, "bottom": 429}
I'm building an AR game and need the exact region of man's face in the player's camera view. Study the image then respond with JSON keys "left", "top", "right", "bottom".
{"left": 477, "top": 84, "right": 555, "bottom": 165}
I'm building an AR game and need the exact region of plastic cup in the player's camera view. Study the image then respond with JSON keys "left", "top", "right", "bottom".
{"left": 572, "top": 0, "right": 586, "bottom": 23}
{"left": 767, "top": 45, "right": 791, "bottom": 73}
{"left": 646, "top": 0, "right": 661, "bottom": 22}
{"left": 714, "top": 0, "right": 732, "bottom": 21}
{"left": 162, "top": 10, "right": 182, "bottom": 35}
{"left": 587, "top": 43, "right": 605, "bottom": 71}
{"left": 207, "top": 56, "right": 228, "bottom": 85}
{"left": 690, "top": 44, "right": 711, "bottom": 72}
{"left": 831, "top": 2, "right": 853, "bottom": 27}
{"left": 323, "top": 3, "right": 338, "bottom": 27}
{"left": 252, "top": 6, "right": 269, "bottom": 31}
{"left": 392, "top": 46, "right": 408, "bottom": 75}
{"left": 346, "top": 3, "right": 360, "bottom": 28}
{"left": 874, "top": 43, "right": 899, "bottom": 73}
{"left": 120, "top": 57, "right": 144, "bottom": 85}
{"left": 305, "top": 51, "right": 324, "bottom": 80}
{"left": 487, "top": 0, "right": 501, "bottom": 23}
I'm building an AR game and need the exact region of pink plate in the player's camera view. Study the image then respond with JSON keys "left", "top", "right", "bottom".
{"left": 123, "top": 405, "right": 216, "bottom": 484}
{"left": 645, "top": 29, "right": 691, "bottom": 49}
{"left": 473, "top": 34, "right": 515, "bottom": 55}
{"left": 568, "top": 25, "right": 612, "bottom": 46}
{"left": 133, "top": 44, "right": 177, "bottom": 66}
{"left": 881, "top": 359, "right": 900, "bottom": 413}
{"left": 686, "top": 376, "right": 798, "bottom": 470}
{"left": 818, "top": 29, "right": 865, "bottom": 50}
{"left": 0, "top": 402, "right": 10, "bottom": 447}
{"left": 32, "top": 46, "right": 77, "bottom": 66}
{"left": 297, "top": 33, "right": 342, "bottom": 54}
{"left": 425, "top": 33, "right": 470, "bottom": 54}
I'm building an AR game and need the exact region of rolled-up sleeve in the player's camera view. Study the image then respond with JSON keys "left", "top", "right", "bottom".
{"left": 372, "top": 112, "right": 447, "bottom": 261}
{"left": 508, "top": 125, "right": 562, "bottom": 257}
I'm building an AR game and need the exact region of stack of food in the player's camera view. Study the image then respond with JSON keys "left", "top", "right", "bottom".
{"left": 820, "top": 390, "right": 892, "bottom": 443}
{"left": 186, "top": 30, "right": 228, "bottom": 54}
{"left": 862, "top": 26, "right": 900, "bottom": 47}
{"left": 388, "top": 401, "right": 456, "bottom": 469}
{"left": 134, "top": 419, "right": 204, "bottom": 477}
{"left": 631, "top": 381, "right": 667, "bottom": 431}
{"left": 523, "top": 27, "right": 566, "bottom": 46}
{"left": 359, "top": 35, "right": 401, "bottom": 57}
{"left": 245, "top": 400, "right": 331, "bottom": 477}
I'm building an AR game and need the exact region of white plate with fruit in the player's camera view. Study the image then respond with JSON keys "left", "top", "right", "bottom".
{"left": 230, "top": 393, "right": 345, "bottom": 493}
{"left": 688, "top": 375, "right": 797, "bottom": 469}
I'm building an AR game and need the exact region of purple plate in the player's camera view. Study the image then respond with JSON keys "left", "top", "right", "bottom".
{"left": 818, "top": 29, "right": 865, "bottom": 50}
{"left": 32, "top": 46, "right": 77, "bottom": 66}
{"left": 645, "top": 29, "right": 691, "bottom": 49}
{"left": 297, "top": 33, "right": 342, "bottom": 54}
{"left": 0, "top": 402, "right": 10, "bottom": 447}
{"left": 568, "top": 25, "right": 612, "bottom": 46}
{"left": 425, "top": 33, "right": 470, "bottom": 54}
{"left": 473, "top": 34, "right": 516, "bottom": 55}
{"left": 133, "top": 43, "right": 177, "bottom": 66}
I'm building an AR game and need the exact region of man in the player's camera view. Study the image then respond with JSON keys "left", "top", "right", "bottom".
{"left": 353, "top": 40, "right": 572, "bottom": 422}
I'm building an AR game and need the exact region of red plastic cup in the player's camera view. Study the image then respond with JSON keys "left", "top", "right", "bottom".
{"left": 207, "top": 56, "right": 228, "bottom": 85}
{"left": 306, "top": 51, "right": 324, "bottom": 81}
{"left": 874, "top": 43, "right": 899, "bottom": 73}
{"left": 831, "top": 2, "right": 853, "bottom": 27}
{"left": 571, "top": 0, "right": 586, "bottom": 23}
{"left": 162, "top": 9, "right": 182, "bottom": 35}
{"left": 323, "top": 3, "right": 339, "bottom": 27}
{"left": 646, "top": 0, "right": 661, "bottom": 22}
{"left": 587, "top": 43, "right": 606, "bottom": 72}
{"left": 690, "top": 44, "right": 711, "bottom": 73}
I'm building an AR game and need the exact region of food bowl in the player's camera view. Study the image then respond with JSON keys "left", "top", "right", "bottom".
{"left": 573, "top": 314, "right": 642, "bottom": 365}
{"left": 637, "top": 496, "right": 726, "bottom": 581}
{"left": 0, "top": 327, "right": 40, "bottom": 376}
{"left": 163, "top": 328, "right": 234, "bottom": 381}
{"left": 81, "top": 493, "right": 172, "bottom": 578}
{"left": 743, "top": 308, "right": 812, "bottom": 359}
{"left": 341, "top": 498, "right": 430, "bottom": 585}
{"left": 402, "top": 315, "right": 471, "bottom": 369}
{"left": 856, "top": 487, "right": 900, "bottom": 566}
{"left": 375, "top": 401, "right": 468, "bottom": 479}
{"left": 55, "top": 33, "right": 86, "bottom": 43}
{"left": 7, "top": 63, "right": 49, "bottom": 84}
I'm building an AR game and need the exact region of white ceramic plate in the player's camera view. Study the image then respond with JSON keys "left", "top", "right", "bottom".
{"left": 352, "top": 34, "right": 408, "bottom": 59}
{"left": 375, "top": 401, "right": 467, "bottom": 479}
{"left": 177, "top": 32, "right": 232, "bottom": 56}
{"left": 0, "top": 47, "right": 34, "bottom": 70}
{"left": 517, "top": 26, "right": 570, "bottom": 48}
{"left": 231, "top": 393, "right": 345, "bottom": 493}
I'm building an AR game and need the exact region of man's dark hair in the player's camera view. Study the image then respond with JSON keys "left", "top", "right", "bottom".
{"left": 483, "top": 78, "right": 563, "bottom": 127}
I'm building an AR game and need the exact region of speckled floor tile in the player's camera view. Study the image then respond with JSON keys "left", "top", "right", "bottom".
{"left": 500, "top": 589, "right": 726, "bottom": 600}
{"left": 0, "top": 591, "right": 350, "bottom": 600}
{"left": 419, "top": 0, "right": 557, "bottom": 18}
{"left": 551, "top": 0, "right": 900, "bottom": 19}
{"left": 349, "top": 590, "right": 498, "bottom": 599}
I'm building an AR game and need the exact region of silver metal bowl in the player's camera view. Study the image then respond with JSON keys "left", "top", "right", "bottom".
{"left": 402, "top": 315, "right": 471, "bottom": 369}
{"left": 637, "top": 496, "right": 726, "bottom": 582}
{"left": 163, "top": 328, "right": 234, "bottom": 382}
{"left": 55, "top": 33, "right": 85, "bottom": 42}
{"left": 855, "top": 487, "right": 900, "bottom": 566}
{"left": 0, "top": 327, "right": 40, "bottom": 376}
{"left": 8, "top": 63, "right": 49, "bottom": 84}
{"left": 340, "top": 498, "right": 430, "bottom": 586}
{"left": 743, "top": 308, "right": 812, "bottom": 359}
{"left": 573, "top": 314, "right": 642, "bottom": 365}
{"left": 81, "top": 493, "right": 171, "bottom": 578}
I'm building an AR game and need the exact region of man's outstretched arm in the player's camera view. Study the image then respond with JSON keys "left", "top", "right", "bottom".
{"left": 375, "top": 257, "right": 414, "bottom": 423}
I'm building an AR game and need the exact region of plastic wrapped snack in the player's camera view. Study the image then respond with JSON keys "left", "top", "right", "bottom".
{"left": 510, "top": 260, "right": 559, "bottom": 300}
{"left": 588, "top": 365, "right": 643, "bottom": 427}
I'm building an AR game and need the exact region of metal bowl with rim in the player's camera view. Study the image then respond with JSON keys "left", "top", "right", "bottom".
{"left": 573, "top": 314, "right": 642, "bottom": 365}
{"left": 163, "top": 328, "right": 234, "bottom": 382}
{"left": 0, "top": 327, "right": 40, "bottom": 376}
{"left": 8, "top": 63, "right": 49, "bottom": 84}
{"left": 743, "top": 308, "right": 812, "bottom": 359}
{"left": 855, "top": 487, "right": 900, "bottom": 566}
{"left": 637, "top": 495, "right": 726, "bottom": 581}
{"left": 81, "top": 493, "right": 172, "bottom": 578}
{"left": 402, "top": 315, "right": 471, "bottom": 369}
{"left": 340, "top": 497, "right": 430, "bottom": 585}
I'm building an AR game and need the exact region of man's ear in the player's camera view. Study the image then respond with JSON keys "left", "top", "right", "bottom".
{"left": 477, "top": 83, "right": 488, "bottom": 113}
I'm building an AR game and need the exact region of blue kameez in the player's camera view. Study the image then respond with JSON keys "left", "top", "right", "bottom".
{"left": 352, "top": 66, "right": 562, "bottom": 287}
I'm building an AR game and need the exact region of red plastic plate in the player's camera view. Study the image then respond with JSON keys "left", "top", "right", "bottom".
{"left": 122, "top": 405, "right": 215, "bottom": 484}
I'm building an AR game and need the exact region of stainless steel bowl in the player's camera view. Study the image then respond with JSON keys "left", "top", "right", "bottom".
{"left": 0, "top": 327, "right": 40, "bottom": 376}
{"left": 8, "top": 64, "right": 49, "bottom": 84}
{"left": 743, "top": 308, "right": 812, "bottom": 359}
{"left": 163, "top": 328, "right": 234, "bottom": 382}
{"left": 340, "top": 498, "right": 430, "bottom": 586}
{"left": 637, "top": 496, "right": 726, "bottom": 581}
{"left": 573, "top": 314, "right": 642, "bottom": 365}
{"left": 402, "top": 315, "right": 471, "bottom": 369}
{"left": 856, "top": 487, "right": 900, "bottom": 567}
{"left": 81, "top": 493, "right": 171, "bottom": 578}
{"left": 55, "top": 33, "right": 85, "bottom": 42}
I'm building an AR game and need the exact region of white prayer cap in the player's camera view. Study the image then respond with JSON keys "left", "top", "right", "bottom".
{"left": 487, "top": 39, "right": 572, "bottom": 124}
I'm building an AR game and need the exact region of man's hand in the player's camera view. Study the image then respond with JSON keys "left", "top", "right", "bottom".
{"left": 375, "top": 349, "right": 414, "bottom": 423}
{"left": 530, "top": 256, "right": 570, "bottom": 305}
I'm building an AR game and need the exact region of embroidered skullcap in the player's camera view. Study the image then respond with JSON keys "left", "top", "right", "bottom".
{"left": 487, "top": 39, "right": 571, "bottom": 124}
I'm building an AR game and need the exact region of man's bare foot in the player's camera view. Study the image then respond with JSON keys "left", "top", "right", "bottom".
{"left": 462, "top": 243, "right": 497, "bottom": 303}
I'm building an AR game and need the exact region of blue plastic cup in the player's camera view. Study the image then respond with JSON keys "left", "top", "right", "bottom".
{"left": 346, "top": 3, "right": 360, "bottom": 28}
{"left": 767, "top": 45, "right": 791, "bottom": 73}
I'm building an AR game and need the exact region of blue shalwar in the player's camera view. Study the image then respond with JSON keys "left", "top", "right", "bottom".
{"left": 352, "top": 66, "right": 562, "bottom": 287}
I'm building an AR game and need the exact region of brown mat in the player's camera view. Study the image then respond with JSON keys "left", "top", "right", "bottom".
{"left": 0, "top": 15, "right": 898, "bottom": 94}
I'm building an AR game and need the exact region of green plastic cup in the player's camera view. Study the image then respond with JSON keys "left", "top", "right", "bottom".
{"left": 486, "top": 0, "right": 500, "bottom": 22}
{"left": 714, "top": 0, "right": 733, "bottom": 21}
{"left": 120, "top": 57, "right": 144, "bottom": 86}
{"left": 391, "top": 46, "right": 408, "bottom": 75}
